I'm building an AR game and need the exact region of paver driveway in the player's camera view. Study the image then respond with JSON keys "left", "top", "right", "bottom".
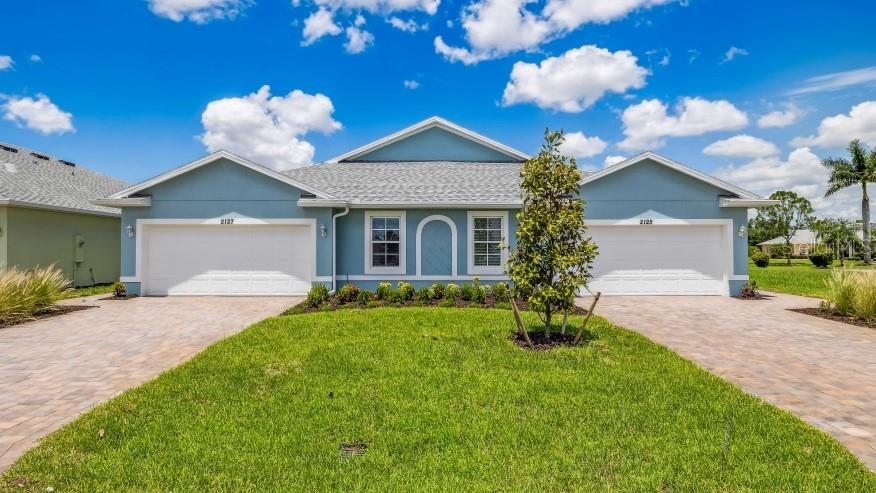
{"left": 0, "top": 295, "right": 299, "bottom": 472}
{"left": 581, "top": 292, "right": 876, "bottom": 470}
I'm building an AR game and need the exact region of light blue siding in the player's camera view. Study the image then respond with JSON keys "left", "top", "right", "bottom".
{"left": 581, "top": 158, "right": 749, "bottom": 295}
{"left": 420, "top": 220, "right": 453, "bottom": 275}
{"left": 350, "top": 127, "right": 519, "bottom": 162}
{"left": 119, "top": 158, "right": 333, "bottom": 293}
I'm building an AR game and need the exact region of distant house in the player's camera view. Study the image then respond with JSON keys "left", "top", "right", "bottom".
{"left": 0, "top": 142, "right": 129, "bottom": 286}
{"left": 758, "top": 229, "right": 864, "bottom": 257}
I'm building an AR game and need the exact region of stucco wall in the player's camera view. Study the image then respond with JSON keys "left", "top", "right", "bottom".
{"left": 4, "top": 206, "right": 120, "bottom": 286}
{"left": 119, "top": 158, "right": 333, "bottom": 295}
{"left": 0, "top": 207, "right": 7, "bottom": 271}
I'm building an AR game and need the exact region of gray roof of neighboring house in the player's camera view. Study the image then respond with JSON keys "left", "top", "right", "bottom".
{"left": 0, "top": 142, "right": 130, "bottom": 215}
{"left": 284, "top": 161, "right": 525, "bottom": 204}
{"left": 758, "top": 229, "right": 865, "bottom": 245}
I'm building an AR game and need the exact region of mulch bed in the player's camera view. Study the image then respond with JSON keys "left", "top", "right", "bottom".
{"left": 0, "top": 304, "right": 95, "bottom": 329}
{"left": 99, "top": 295, "right": 137, "bottom": 301}
{"left": 790, "top": 307, "right": 876, "bottom": 329}
{"left": 288, "top": 297, "right": 591, "bottom": 315}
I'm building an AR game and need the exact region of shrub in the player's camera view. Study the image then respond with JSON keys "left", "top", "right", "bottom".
{"left": 356, "top": 289, "right": 373, "bottom": 304}
{"left": 460, "top": 283, "right": 475, "bottom": 301}
{"left": 769, "top": 244, "right": 790, "bottom": 259}
{"left": 748, "top": 246, "right": 761, "bottom": 257}
{"left": 112, "top": 281, "right": 127, "bottom": 298}
{"left": 751, "top": 251, "right": 770, "bottom": 268}
{"left": 306, "top": 283, "right": 329, "bottom": 307}
{"left": 808, "top": 252, "right": 833, "bottom": 268}
{"left": 444, "top": 283, "right": 460, "bottom": 301}
{"left": 430, "top": 283, "right": 444, "bottom": 300}
{"left": 376, "top": 282, "right": 393, "bottom": 300}
{"left": 492, "top": 282, "right": 509, "bottom": 301}
{"left": 851, "top": 272, "right": 876, "bottom": 321}
{"left": 416, "top": 286, "right": 432, "bottom": 301}
{"left": 397, "top": 282, "right": 415, "bottom": 301}
{"left": 0, "top": 265, "right": 70, "bottom": 324}
{"left": 470, "top": 285, "right": 487, "bottom": 304}
{"left": 337, "top": 283, "right": 360, "bottom": 303}
{"left": 825, "top": 270, "right": 856, "bottom": 316}
{"left": 738, "top": 281, "right": 759, "bottom": 299}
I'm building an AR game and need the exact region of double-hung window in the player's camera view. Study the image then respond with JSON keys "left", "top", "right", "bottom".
{"left": 365, "top": 211, "right": 406, "bottom": 274}
{"left": 468, "top": 211, "right": 508, "bottom": 275}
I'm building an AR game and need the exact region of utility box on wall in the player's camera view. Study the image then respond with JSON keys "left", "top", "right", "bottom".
{"left": 74, "top": 234, "right": 86, "bottom": 263}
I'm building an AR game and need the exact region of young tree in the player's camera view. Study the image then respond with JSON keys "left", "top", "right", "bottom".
{"left": 823, "top": 140, "right": 876, "bottom": 263}
{"left": 508, "top": 129, "right": 598, "bottom": 339}
{"left": 753, "top": 191, "right": 814, "bottom": 265}
{"left": 812, "top": 218, "right": 861, "bottom": 266}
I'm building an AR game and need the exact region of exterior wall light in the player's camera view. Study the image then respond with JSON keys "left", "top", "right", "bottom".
{"left": 738, "top": 225, "right": 745, "bottom": 238}
{"left": 320, "top": 224, "right": 327, "bottom": 238}
{"left": 127, "top": 224, "right": 135, "bottom": 238}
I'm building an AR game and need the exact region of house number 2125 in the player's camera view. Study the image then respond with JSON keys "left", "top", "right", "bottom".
{"left": 220, "top": 218, "right": 235, "bottom": 225}
{"left": 639, "top": 219, "right": 653, "bottom": 225}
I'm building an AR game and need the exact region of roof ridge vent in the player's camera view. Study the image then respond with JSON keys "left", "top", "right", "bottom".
{"left": 0, "top": 144, "right": 18, "bottom": 153}
{"left": 59, "top": 159, "right": 76, "bottom": 167}
{"left": 30, "top": 152, "right": 50, "bottom": 161}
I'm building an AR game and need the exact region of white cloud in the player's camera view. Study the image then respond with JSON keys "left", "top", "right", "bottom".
{"left": 713, "top": 147, "right": 860, "bottom": 218}
{"left": 388, "top": 16, "right": 425, "bottom": 31}
{"left": 313, "top": 0, "right": 439, "bottom": 15}
{"left": 0, "top": 56, "right": 13, "bottom": 71}
{"left": 703, "top": 134, "right": 779, "bottom": 159}
{"left": 603, "top": 155, "right": 627, "bottom": 167}
{"left": 302, "top": 8, "right": 342, "bottom": 45}
{"left": 435, "top": 0, "right": 676, "bottom": 63}
{"left": 502, "top": 45, "right": 649, "bottom": 112}
{"left": 619, "top": 97, "right": 749, "bottom": 150}
{"left": 344, "top": 25, "right": 375, "bottom": 53}
{"left": 559, "top": 132, "right": 607, "bottom": 158}
{"left": 147, "top": 0, "right": 251, "bottom": 23}
{"left": 2, "top": 94, "right": 74, "bottom": 135}
{"left": 721, "top": 46, "right": 748, "bottom": 64}
{"left": 757, "top": 103, "right": 804, "bottom": 128}
{"left": 29, "top": 54, "right": 42, "bottom": 63}
{"left": 788, "top": 66, "right": 876, "bottom": 96}
{"left": 403, "top": 79, "right": 420, "bottom": 89}
{"left": 791, "top": 101, "right": 876, "bottom": 148}
{"left": 200, "top": 85, "right": 341, "bottom": 170}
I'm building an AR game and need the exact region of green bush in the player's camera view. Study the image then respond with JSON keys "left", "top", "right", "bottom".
{"left": 397, "top": 282, "right": 415, "bottom": 301}
{"left": 852, "top": 272, "right": 876, "bottom": 321}
{"left": 112, "top": 281, "right": 127, "bottom": 298}
{"left": 416, "top": 286, "right": 432, "bottom": 301}
{"left": 337, "top": 283, "right": 360, "bottom": 303}
{"left": 376, "top": 281, "right": 393, "bottom": 300}
{"left": 769, "top": 244, "right": 790, "bottom": 259}
{"left": 356, "top": 289, "right": 373, "bottom": 304}
{"left": 0, "top": 265, "right": 70, "bottom": 325}
{"left": 748, "top": 246, "right": 761, "bottom": 257}
{"left": 444, "top": 283, "right": 460, "bottom": 301}
{"left": 825, "top": 270, "right": 855, "bottom": 316}
{"left": 492, "top": 282, "right": 509, "bottom": 301}
{"left": 430, "top": 283, "right": 444, "bottom": 299}
{"left": 808, "top": 252, "right": 833, "bottom": 268}
{"left": 739, "top": 281, "right": 759, "bottom": 299}
{"left": 460, "top": 283, "right": 475, "bottom": 301}
{"left": 306, "top": 283, "right": 329, "bottom": 307}
{"left": 752, "top": 251, "right": 770, "bottom": 268}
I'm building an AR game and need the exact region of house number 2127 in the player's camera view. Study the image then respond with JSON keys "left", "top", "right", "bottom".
{"left": 220, "top": 218, "right": 235, "bottom": 225}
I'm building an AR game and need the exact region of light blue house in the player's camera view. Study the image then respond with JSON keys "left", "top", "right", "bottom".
{"left": 95, "top": 116, "right": 775, "bottom": 297}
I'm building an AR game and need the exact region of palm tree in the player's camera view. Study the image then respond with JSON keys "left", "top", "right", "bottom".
{"left": 823, "top": 140, "right": 876, "bottom": 264}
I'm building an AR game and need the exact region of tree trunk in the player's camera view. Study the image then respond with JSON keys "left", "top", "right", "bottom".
{"left": 863, "top": 181, "right": 871, "bottom": 264}
{"left": 544, "top": 306, "right": 551, "bottom": 339}
{"left": 786, "top": 239, "right": 792, "bottom": 266}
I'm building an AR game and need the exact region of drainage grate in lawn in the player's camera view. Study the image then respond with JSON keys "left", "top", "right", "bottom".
{"left": 339, "top": 442, "right": 368, "bottom": 458}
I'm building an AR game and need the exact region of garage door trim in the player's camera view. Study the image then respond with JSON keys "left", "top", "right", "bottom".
{"left": 129, "top": 218, "right": 317, "bottom": 289}
{"left": 584, "top": 218, "right": 734, "bottom": 296}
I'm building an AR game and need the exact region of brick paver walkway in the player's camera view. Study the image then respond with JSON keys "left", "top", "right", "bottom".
{"left": 581, "top": 292, "right": 876, "bottom": 470}
{"left": 0, "top": 295, "right": 299, "bottom": 472}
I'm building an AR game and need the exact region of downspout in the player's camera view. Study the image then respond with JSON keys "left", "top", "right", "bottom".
{"left": 331, "top": 206, "right": 350, "bottom": 293}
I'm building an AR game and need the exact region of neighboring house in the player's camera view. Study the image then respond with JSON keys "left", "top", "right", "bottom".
{"left": 0, "top": 142, "right": 129, "bottom": 286}
{"left": 759, "top": 229, "right": 864, "bottom": 257}
{"left": 96, "top": 117, "right": 775, "bottom": 297}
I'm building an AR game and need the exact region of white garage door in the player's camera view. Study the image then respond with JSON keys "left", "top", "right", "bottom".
{"left": 142, "top": 224, "right": 313, "bottom": 296}
{"left": 587, "top": 224, "right": 726, "bottom": 295}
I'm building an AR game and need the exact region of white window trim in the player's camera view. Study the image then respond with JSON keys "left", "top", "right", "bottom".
{"left": 364, "top": 210, "right": 406, "bottom": 275}
{"left": 467, "top": 210, "right": 508, "bottom": 275}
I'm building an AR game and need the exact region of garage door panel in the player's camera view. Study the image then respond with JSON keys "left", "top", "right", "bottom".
{"left": 587, "top": 224, "right": 726, "bottom": 295}
{"left": 142, "top": 224, "right": 312, "bottom": 296}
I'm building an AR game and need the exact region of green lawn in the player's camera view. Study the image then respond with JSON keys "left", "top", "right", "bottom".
{"left": 3, "top": 308, "right": 873, "bottom": 492}
{"left": 63, "top": 283, "right": 114, "bottom": 299}
{"left": 749, "top": 258, "right": 876, "bottom": 299}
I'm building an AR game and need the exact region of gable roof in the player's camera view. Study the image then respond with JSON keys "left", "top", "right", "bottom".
{"left": 325, "top": 116, "right": 531, "bottom": 163}
{"left": 109, "top": 150, "right": 335, "bottom": 200}
{"left": 0, "top": 141, "right": 129, "bottom": 216}
{"left": 285, "top": 161, "right": 522, "bottom": 206}
{"left": 581, "top": 151, "right": 764, "bottom": 200}
{"left": 758, "top": 229, "right": 864, "bottom": 245}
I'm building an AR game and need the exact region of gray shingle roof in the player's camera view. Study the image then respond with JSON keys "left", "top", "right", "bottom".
{"left": 0, "top": 142, "right": 129, "bottom": 215}
{"left": 284, "top": 161, "right": 524, "bottom": 204}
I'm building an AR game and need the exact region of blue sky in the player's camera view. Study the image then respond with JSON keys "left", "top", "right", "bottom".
{"left": 2, "top": 0, "right": 876, "bottom": 216}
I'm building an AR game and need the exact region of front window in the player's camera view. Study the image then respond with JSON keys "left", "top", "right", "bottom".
{"left": 371, "top": 217, "right": 400, "bottom": 267}
{"left": 473, "top": 217, "right": 503, "bottom": 267}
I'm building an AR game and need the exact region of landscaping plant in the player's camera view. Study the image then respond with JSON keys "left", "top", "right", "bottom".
{"left": 508, "top": 129, "right": 598, "bottom": 339}
{"left": 376, "top": 281, "right": 393, "bottom": 300}
{"left": 823, "top": 139, "right": 876, "bottom": 264}
{"left": 808, "top": 251, "right": 833, "bottom": 268}
{"left": 0, "top": 265, "right": 69, "bottom": 325}
{"left": 430, "top": 283, "right": 444, "bottom": 300}
{"left": 459, "top": 283, "right": 475, "bottom": 301}
{"left": 337, "top": 283, "right": 360, "bottom": 303}
{"left": 825, "top": 270, "right": 855, "bottom": 316}
{"left": 851, "top": 272, "right": 876, "bottom": 321}
{"left": 738, "top": 281, "right": 760, "bottom": 299}
{"left": 444, "top": 284, "right": 460, "bottom": 301}
{"left": 305, "top": 283, "right": 329, "bottom": 307}
{"left": 492, "top": 282, "right": 509, "bottom": 301}
{"left": 112, "top": 281, "right": 127, "bottom": 298}
{"left": 396, "top": 282, "right": 415, "bottom": 301}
